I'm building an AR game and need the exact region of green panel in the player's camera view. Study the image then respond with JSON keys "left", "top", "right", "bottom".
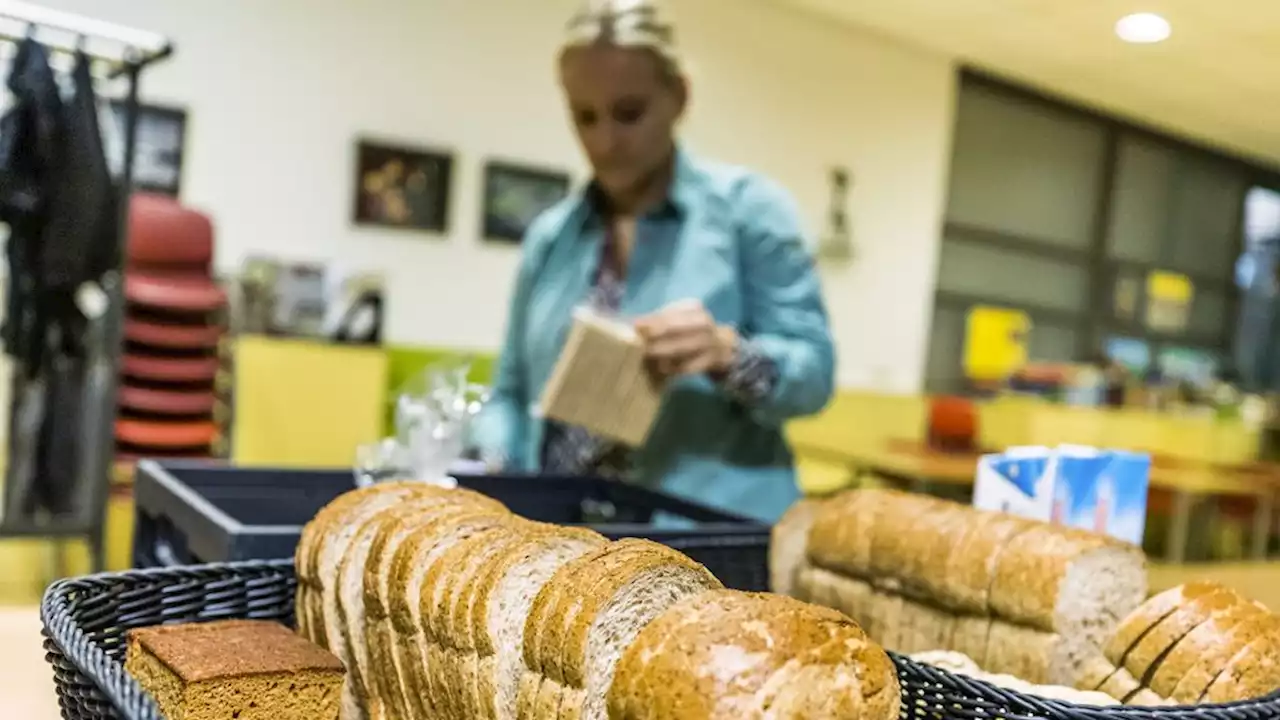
{"left": 383, "top": 345, "right": 498, "bottom": 435}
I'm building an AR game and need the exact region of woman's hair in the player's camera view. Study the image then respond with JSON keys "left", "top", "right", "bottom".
{"left": 562, "top": 0, "right": 683, "bottom": 82}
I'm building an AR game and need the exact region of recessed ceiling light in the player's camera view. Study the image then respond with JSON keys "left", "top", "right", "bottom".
{"left": 1115, "top": 12, "right": 1171, "bottom": 44}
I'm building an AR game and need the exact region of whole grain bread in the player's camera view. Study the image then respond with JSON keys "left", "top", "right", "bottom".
{"left": 607, "top": 590, "right": 900, "bottom": 720}
{"left": 806, "top": 488, "right": 897, "bottom": 580}
{"left": 988, "top": 524, "right": 1146, "bottom": 638}
{"left": 1203, "top": 633, "right": 1280, "bottom": 704}
{"left": 1147, "top": 598, "right": 1270, "bottom": 698}
{"left": 1120, "top": 585, "right": 1245, "bottom": 685}
{"left": 1103, "top": 582, "right": 1228, "bottom": 668}
{"left": 770, "top": 498, "right": 822, "bottom": 596}
{"left": 1171, "top": 612, "right": 1280, "bottom": 704}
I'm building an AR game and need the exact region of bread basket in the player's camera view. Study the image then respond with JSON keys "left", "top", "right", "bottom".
{"left": 41, "top": 560, "right": 1280, "bottom": 720}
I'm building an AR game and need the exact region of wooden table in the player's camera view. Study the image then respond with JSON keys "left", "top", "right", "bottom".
{"left": 792, "top": 439, "right": 1280, "bottom": 563}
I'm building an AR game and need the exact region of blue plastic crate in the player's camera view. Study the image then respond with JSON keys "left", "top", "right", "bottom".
{"left": 131, "top": 460, "right": 770, "bottom": 591}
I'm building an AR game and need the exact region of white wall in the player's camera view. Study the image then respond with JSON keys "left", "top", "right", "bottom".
{"left": 41, "top": 0, "right": 956, "bottom": 392}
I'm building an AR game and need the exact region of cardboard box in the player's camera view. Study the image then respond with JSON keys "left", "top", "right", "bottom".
{"left": 974, "top": 445, "right": 1150, "bottom": 546}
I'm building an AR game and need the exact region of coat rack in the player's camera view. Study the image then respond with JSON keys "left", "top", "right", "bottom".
{"left": 0, "top": 1, "right": 173, "bottom": 574}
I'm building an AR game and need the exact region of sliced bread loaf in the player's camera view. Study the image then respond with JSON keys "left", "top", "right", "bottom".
{"left": 769, "top": 498, "right": 822, "bottom": 596}
{"left": 806, "top": 489, "right": 896, "bottom": 580}
{"left": 1203, "top": 632, "right": 1280, "bottom": 703}
{"left": 988, "top": 524, "right": 1146, "bottom": 641}
{"left": 984, "top": 621, "right": 1087, "bottom": 686}
{"left": 1102, "top": 582, "right": 1227, "bottom": 668}
{"left": 471, "top": 528, "right": 606, "bottom": 720}
{"left": 1170, "top": 612, "right": 1280, "bottom": 703}
{"left": 1120, "top": 585, "right": 1244, "bottom": 685}
{"left": 1147, "top": 598, "right": 1270, "bottom": 698}
{"left": 388, "top": 510, "right": 515, "bottom": 720}
{"left": 940, "top": 511, "right": 1034, "bottom": 615}
{"left": 607, "top": 590, "right": 900, "bottom": 720}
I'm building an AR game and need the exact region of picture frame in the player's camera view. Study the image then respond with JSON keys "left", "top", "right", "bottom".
{"left": 481, "top": 160, "right": 573, "bottom": 243}
{"left": 352, "top": 139, "right": 453, "bottom": 234}
{"left": 106, "top": 101, "right": 187, "bottom": 197}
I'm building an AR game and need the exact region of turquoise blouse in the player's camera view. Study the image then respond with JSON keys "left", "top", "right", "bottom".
{"left": 473, "top": 148, "right": 835, "bottom": 523}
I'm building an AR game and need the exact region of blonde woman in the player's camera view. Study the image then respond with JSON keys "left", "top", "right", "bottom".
{"left": 475, "top": 0, "right": 834, "bottom": 523}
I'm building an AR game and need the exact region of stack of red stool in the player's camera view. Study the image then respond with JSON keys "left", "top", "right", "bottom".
{"left": 115, "top": 193, "right": 226, "bottom": 462}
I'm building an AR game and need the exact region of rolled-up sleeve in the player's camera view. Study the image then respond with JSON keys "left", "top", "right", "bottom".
{"left": 728, "top": 175, "right": 836, "bottom": 425}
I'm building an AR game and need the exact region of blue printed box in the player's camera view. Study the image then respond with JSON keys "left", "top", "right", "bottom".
{"left": 973, "top": 445, "right": 1150, "bottom": 546}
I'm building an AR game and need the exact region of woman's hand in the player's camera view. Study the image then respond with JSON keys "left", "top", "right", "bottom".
{"left": 634, "top": 299, "right": 739, "bottom": 379}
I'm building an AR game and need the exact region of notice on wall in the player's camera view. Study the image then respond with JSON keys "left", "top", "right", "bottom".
{"left": 1145, "top": 270, "right": 1193, "bottom": 333}
{"left": 964, "top": 306, "right": 1030, "bottom": 382}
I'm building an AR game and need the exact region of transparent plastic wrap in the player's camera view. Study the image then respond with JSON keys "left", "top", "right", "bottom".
{"left": 353, "top": 356, "right": 490, "bottom": 488}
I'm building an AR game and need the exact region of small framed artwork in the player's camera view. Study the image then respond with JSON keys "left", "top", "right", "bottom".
{"left": 353, "top": 139, "right": 453, "bottom": 234}
{"left": 106, "top": 101, "right": 187, "bottom": 197}
{"left": 481, "top": 161, "right": 572, "bottom": 243}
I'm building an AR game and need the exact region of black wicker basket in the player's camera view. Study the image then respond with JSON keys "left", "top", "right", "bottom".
{"left": 41, "top": 561, "right": 1280, "bottom": 720}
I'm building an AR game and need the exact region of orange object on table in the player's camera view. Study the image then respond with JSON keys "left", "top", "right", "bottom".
{"left": 927, "top": 396, "right": 978, "bottom": 452}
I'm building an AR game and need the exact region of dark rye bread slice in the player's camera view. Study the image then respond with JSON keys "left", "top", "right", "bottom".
{"left": 1171, "top": 612, "right": 1280, "bottom": 703}
{"left": 989, "top": 524, "right": 1146, "bottom": 644}
{"left": 389, "top": 511, "right": 517, "bottom": 720}
{"left": 1120, "top": 585, "right": 1245, "bottom": 685}
{"left": 124, "top": 620, "right": 345, "bottom": 720}
{"left": 1148, "top": 598, "right": 1271, "bottom": 698}
{"left": 806, "top": 488, "right": 896, "bottom": 580}
{"left": 607, "top": 591, "right": 900, "bottom": 720}
{"left": 471, "top": 529, "right": 606, "bottom": 720}
{"left": 1203, "top": 631, "right": 1280, "bottom": 703}
{"left": 769, "top": 498, "right": 823, "bottom": 596}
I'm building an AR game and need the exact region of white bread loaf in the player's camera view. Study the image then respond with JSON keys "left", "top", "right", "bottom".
{"left": 610, "top": 590, "right": 901, "bottom": 720}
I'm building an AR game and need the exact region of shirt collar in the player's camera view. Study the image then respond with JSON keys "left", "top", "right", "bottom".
{"left": 570, "top": 145, "right": 698, "bottom": 230}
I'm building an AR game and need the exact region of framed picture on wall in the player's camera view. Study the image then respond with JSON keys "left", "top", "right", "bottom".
{"left": 106, "top": 101, "right": 187, "bottom": 197}
{"left": 481, "top": 161, "right": 572, "bottom": 243}
{"left": 352, "top": 139, "right": 453, "bottom": 234}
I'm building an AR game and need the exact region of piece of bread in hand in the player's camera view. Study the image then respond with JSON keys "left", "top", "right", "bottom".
{"left": 609, "top": 591, "right": 900, "bottom": 720}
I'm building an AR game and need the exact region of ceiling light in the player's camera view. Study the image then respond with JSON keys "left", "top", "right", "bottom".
{"left": 1115, "top": 12, "right": 1171, "bottom": 44}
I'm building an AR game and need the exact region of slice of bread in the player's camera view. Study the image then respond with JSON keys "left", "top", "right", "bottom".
{"left": 984, "top": 621, "right": 1085, "bottom": 686}
{"left": 1171, "top": 612, "right": 1280, "bottom": 703}
{"left": 389, "top": 511, "right": 514, "bottom": 720}
{"left": 1203, "top": 632, "right": 1280, "bottom": 703}
{"left": 473, "top": 529, "right": 606, "bottom": 720}
{"left": 949, "top": 615, "right": 992, "bottom": 668}
{"left": 607, "top": 591, "right": 900, "bottom": 720}
{"left": 769, "top": 498, "right": 823, "bottom": 596}
{"left": 807, "top": 489, "right": 895, "bottom": 580}
{"left": 1121, "top": 585, "right": 1244, "bottom": 685}
{"left": 1103, "top": 582, "right": 1227, "bottom": 668}
{"left": 988, "top": 524, "right": 1146, "bottom": 642}
{"left": 1075, "top": 654, "right": 1121, "bottom": 692}
{"left": 1147, "top": 598, "right": 1270, "bottom": 698}
{"left": 941, "top": 512, "right": 1035, "bottom": 615}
